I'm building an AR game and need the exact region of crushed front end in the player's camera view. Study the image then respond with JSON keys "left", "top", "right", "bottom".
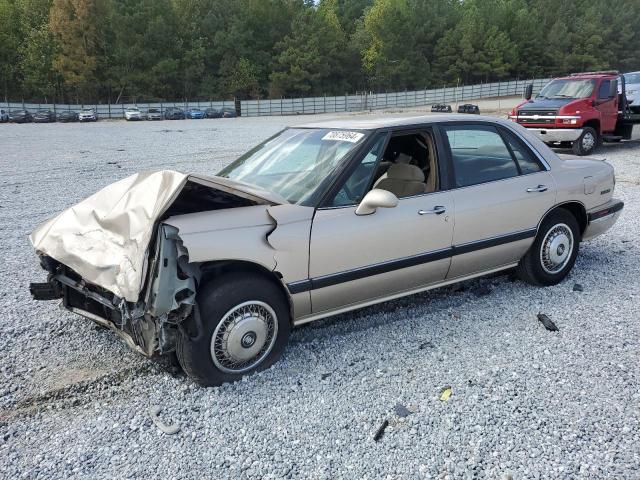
{"left": 30, "top": 224, "right": 198, "bottom": 357}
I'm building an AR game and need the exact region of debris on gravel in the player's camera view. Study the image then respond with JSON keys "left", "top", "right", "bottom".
{"left": 537, "top": 313, "right": 559, "bottom": 331}
{"left": 148, "top": 406, "right": 181, "bottom": 435}
{"left": 573, "top": 283, "right": 584, "bottom": 292}
{"left": 393, "top": 403, "right": 412, "bottom": 418}
{"left": 439, "top": 386, "right": 453, "bottom": 402}
{"left": 373, "top": 419, "right": 389, "bottom": 442}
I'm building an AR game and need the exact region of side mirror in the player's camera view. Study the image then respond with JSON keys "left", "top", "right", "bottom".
{"left": 609, "top": 80, "right": 617, "bottom": 98}
{"left": 524, "top": 84, "right": 533, "bottom": 100}
{"left": 355, "top": 189, "right": 399, "bottom": 216}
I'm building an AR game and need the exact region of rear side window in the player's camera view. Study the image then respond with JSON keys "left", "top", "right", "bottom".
{"left": 502, "top": 130, "right": 543, "bottom": 174}
{"left": 443, "top": 125, "right": 519, "bottom": 187}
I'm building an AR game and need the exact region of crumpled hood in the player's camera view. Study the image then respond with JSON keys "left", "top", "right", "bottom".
{"left": 29, "top": 170, "right": 282, "bottom": 302}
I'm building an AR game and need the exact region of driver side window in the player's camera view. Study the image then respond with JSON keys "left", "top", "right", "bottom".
{"left": 329, "top": 129, "right": 440, "bottom": 207}
{"left": 329, "top": 135, "right": 386, "bottom": 207}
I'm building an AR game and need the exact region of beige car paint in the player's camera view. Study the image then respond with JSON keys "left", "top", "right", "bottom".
{"left": 447, "top": 170, "right": 557, "bottom": 278}
{"left": 309, "top": 191, "right": 454, "bottom": 313}
{"left": 165, "top": 203, "right": 316, "bottom": 318}
{"left": 30, "top": 114, "right": 623, "bottom": 336}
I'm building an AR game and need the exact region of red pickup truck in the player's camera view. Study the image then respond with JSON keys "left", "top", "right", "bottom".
{"left": 509, "top": 71, "right": 639, "bottom": 155}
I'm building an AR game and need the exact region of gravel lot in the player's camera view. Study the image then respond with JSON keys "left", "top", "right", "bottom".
{"left": 1, "top": 114, "right": 639, "bottom": 479}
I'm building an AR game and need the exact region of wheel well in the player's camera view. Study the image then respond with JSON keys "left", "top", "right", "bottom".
{"left": 554, "top": 202, "right": 588, "bottom": 236}
{"left": 583, "top": 119, "right": 600, "bottom": 135}
{"left": 198, "top": 260, "right": 293, "bottom": 319}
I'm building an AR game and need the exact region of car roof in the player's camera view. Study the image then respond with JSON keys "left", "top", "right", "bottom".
{"left": 297, "top": 113, "right": 506, "bottom": 130}
{"left": 555, "top": 74, "right": 616, "bottom": 80}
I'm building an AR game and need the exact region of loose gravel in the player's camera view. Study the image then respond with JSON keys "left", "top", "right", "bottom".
{"left": 1, "top": 114, "right": 639, "bottom": 479}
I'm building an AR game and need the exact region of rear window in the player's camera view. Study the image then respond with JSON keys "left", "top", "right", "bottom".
{"left": 502, "top": 130, "right": 543, "bottom": 174}
{"left": 443, "top": 125, "right": 519, "bottom": 187}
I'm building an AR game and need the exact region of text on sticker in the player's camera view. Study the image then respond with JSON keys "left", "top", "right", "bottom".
{"left": 322, "top": 131, "right": 365, "bottom": 143}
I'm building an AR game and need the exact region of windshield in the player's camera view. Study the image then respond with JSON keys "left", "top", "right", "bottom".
{"left": 624, "top": 73, "right": 640, "bottom": 84}
{"left": 538, "top": 79, "right": 596, "bottom": 99}
{"left": 218, "top": 128, "right": 368, "bottom": 204}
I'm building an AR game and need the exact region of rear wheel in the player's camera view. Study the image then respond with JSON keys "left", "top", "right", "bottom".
{"left": 572, "top": 127, "right": 599, "bottom": 156}
{"left": 516, "top": 209, "right": 580, "bottom": 286}
{"left": 176, "top": 272, "right": 290, "bottom": 386}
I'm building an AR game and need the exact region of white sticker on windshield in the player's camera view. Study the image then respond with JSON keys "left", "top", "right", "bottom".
{"left": 322, "top": 131, "right": 365, "bottom": 143}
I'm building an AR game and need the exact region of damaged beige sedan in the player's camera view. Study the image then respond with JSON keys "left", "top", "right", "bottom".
{"left": 29, "top": 116, "right": 623, "bottom": 385}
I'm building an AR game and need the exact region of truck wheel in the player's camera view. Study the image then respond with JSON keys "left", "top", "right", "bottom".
{"left": 572, "top": 127, "right": 599, "bottom": 156}
{"left": 516, "top": 209, "right": 580, "bottom": 286}
{"left": 176, "top": 272, "right": 291, "bottom": 386}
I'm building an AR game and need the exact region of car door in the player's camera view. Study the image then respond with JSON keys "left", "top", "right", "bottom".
{"left": 595, "top": 79, "right": 618, "bottom": 132}
{"left": 439, "top": 123, "right": 556, "bottom": 279}
{"left": 308, "top": 130, "right": 454, "bottom": 314}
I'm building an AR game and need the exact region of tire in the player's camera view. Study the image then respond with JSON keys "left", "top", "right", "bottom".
{"left": 572, "top": 127, "right": 599, "bottom": 156}
{"left": 176, "top": 272, "right": 291, "bottom": 386}
{"left": 516, "top": 208, "right": 580, "bottom": 286}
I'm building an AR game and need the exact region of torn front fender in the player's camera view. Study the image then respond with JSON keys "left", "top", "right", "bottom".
{"left": 29, "top": 170, "right": 282, "bottom": 302}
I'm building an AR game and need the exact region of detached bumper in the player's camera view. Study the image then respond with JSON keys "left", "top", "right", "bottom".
{"left": 583, "top": 199, "right": 624, "bottom": 240}
{"left": 526, "top": 128, "right": 583, "bottom": 143}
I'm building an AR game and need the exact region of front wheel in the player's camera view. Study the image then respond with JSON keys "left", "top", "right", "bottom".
{"left": 572, "top": 127, "right": 599, "bottom": 156}
{"left": 176, "top": 273, "right": 291, "bottom": 386}
{"left": 516, "top": 209, "right": 580, "bottom": 286}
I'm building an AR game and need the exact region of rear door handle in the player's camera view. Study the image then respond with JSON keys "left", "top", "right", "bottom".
{"left": 526, "top": 185, "right": 548, "bottom": 193}
{"left": 418, "top": 206, "right": 446, "bottom": 215}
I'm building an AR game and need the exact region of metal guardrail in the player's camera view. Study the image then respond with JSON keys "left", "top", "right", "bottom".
{"left": 1, "top": 78, "right": 550, "bottom": 119}
{"left": 239, "top": 78, "right": 550, "bottom": 117}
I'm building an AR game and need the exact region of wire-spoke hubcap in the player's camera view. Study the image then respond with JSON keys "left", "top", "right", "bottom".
{"left": 582, "top": 132, "right": 595, "bottom": 151}
{"left": 540, "top": 223, "right": 574, "bottom": 274}
{"left": 210, "top": 301, "right": 278, "bottom": 374}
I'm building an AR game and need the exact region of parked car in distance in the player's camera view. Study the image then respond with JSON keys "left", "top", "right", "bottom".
{"left": 164, "top": 107, "right": 185, "bottom": 120}
{"left": 185, "top": 108, "right": 205, "bottom": 119}
{"left": 33, "top": 110, "right": 57, "bottom": 123}
{"left": 57, "top": 111, "right": 79, "bottom": 122}
{"left": 78, "top": 108, "right": 98, "bottom": 122}
{"left": 221, "top": 107, "right": 237, "bottom": 118}
{"left": 146, "top": 108, "right": 163, "bottom": 120}
{"left": 9, "top": 110, "right": 33, "bottom": 123}
{"left": 0, "top": 109, "right": 8, "bottom": 123}
{"left": 124, "top": 107, "right": 143, "bottom": 121}
{"left": 29, "top": 115, "right": 623, "bottom": 386}
{"left": 623, "top": 71, "right": 640, "bottom": 112}
{"left": 205, "top": 107, "right": 222, "bottom": 118}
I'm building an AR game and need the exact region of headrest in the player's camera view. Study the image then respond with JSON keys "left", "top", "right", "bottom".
{"left": 386, "top": 163, "right": 425, "bottom": 182}
{"left": 395, "top": 153, "right": 413, "bottom": 164}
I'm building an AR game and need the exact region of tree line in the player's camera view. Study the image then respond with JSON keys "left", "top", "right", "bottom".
{"left": 1, "top": 0, "right": 639, "bottom": 104}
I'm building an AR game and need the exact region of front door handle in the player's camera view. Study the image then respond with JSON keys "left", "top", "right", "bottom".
{"left": 526, "top": 185, "right": 548, "bottom": 193}
{"left": 418, "top": 206, "right": 446, "bottom": 215}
